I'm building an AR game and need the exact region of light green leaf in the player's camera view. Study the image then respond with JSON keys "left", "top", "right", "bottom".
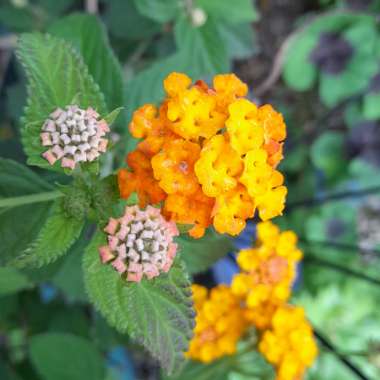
{"left": 16, "top": 33, "right": 106, "bottom": 171}
{"left": 10, "top": 200, "right": 84, "bottom": 268}
{"left": 178, "top": 229, "right": 234, "bottom": 274}
{"left": 49, "top": 14, "right": 126, "bottom": 128}
{"left": 29, "top": 333, "right": 105, "bottom": 380}
{"left": 133, "top": 0, "right": 182, "bottom": 23}
{"left": 83, "top": 231, "right": 195, "bottom": 375}
{"left": 362, "top": 92, "right": 380, "bottom": 120}
{"left": 103, "top": 107, "right": 124, "bottom": 126}
{"left": 0, "top": 267, "right": 31, "bottom": 296}
{"left": 196, "top": 0, "right": 258, "bottom": 23}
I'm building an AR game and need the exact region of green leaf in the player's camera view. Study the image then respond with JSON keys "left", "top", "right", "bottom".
{"left": 0, "top": 159, "right": 55, "bottom": 265}
{"left": 310, "top": 131, "right": 346, "bottom": 179}
{"left": 104, "top": 0, "right": 160, "bottom": 40}
{"left": 133, "top": 0, "right": 182, "bottom": 23}
{"left": 196, "top": 0, "right": 258, "bottom": 23}
{"left": 362, "top": 92, "right": 380, "bottom": 120}
{"left": 178, "top": 229, "right": 234, "bottom": 274}
{"left": 83, "top": 231, "right": 195, "bottom": 375}
{"left": 174, "top": 17, "right": 229, "bottom": 75}
{"left": 16, "top": 33, "right": 106, "bottom": 171}
{"left": 0, "top": 267, "right": 31, "bottom": 296}
{"left": 29, "top": 333, "right": 105, "bottom": 380}
{"left": 103, "top": 107, "right": 124, "bottom": 125}
{"left": 10, "top": 200, "right": 84, "bottom": 268}
{"left": 283, "top": 31, "right": 318, "bottom": 91}
{"left": 49, "top": 14, "right": 126, "bottom": 128}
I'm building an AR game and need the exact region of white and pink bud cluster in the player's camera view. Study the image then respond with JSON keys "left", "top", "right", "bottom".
{"left": 41, "top": 105, "right": 109, "bottom": 170}
{"left": 98, "top": 205, "right": 179, "bottom": 282}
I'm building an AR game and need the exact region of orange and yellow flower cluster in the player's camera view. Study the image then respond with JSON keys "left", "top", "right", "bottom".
{"left": 186, "top": 222, "right": 318, "bottom": 380}
{"left": 118, "top": 73, "right": 287, "bottom": 238}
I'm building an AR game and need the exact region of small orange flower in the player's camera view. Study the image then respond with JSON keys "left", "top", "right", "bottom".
{"left": 213, "top": 73, "right": 248, "bottom": 110}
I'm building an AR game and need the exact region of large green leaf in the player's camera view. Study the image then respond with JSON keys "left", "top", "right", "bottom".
{"left": 83, "top": 231, "right": 195, "bottom": 375}
{"left": 133, "top": 0, "right": 182, "bottom": 23}
{"left": 49, "top": 14, "right": 126, "bottom": 128}
{"left": 0, "top": 267, "right": 31, "bottom": 296}
{"left": 196, "top": 0, "right": 258, "bottom": 23}
{"left": 10, "top": 200, "right": 84, "bottom": 268}
{"left": 178, "top": 229, "right": 234, "bottom": 274}
{"left": 16, "top": 33, "right": 107, "bottom": 171}
{"left": 29, "top": 333, "right": 105, "bottom": 380}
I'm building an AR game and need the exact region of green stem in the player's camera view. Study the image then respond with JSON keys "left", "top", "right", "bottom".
{"left": 0, "top": 191, "right": 63, "bottom": 208}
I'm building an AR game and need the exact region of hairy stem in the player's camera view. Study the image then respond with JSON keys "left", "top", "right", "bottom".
{"left": 0, "top": 191, "right": 63, "bottom": 209}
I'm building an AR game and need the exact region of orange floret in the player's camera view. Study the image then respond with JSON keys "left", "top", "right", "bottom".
{"left": 151, "top": 139, "right": 201, "bottom": 196}
{"left": 195, "top": 134, "right": 243, "bottom": 197}
{"left": 213, "top": 73, "right": 248, "bottom": 110}
{"left": 118, "top": 150, "right": 166, "bottom": 208}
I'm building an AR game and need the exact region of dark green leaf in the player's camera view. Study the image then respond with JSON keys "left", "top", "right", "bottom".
{"left": 29, "top": 333, "right": 105, "bottom": 380}
{"left": 178, "top": 229, "right": 234, "bottom": 274}
{"left": 133, "top": 0, "right": 182, "bottom": 23}
{"left": 83, "top": 231, "right": 195, "bottom": 374}
{"left": 10, "top": 200, "right": 84, "bottom": 268}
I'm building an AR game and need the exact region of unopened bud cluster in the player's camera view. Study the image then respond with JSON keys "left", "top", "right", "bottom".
{"left": 98, "top": 205, "right": 179, "bottom": 282}
{"left": 41, "top": 105, "right": 109, "bottom": 170}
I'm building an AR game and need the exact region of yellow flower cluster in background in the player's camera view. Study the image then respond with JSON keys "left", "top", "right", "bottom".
{"left": 118, "top": 73, "right": 287, "bottom": 238}
{"left": 186, "top": 222, "right": 318, "bottom": 380}
{"left": 186, "top": 284, "right": 247, "bottom": 363}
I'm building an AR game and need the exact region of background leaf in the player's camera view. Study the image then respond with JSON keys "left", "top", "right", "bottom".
{"left": 0, "top": 267, "right": 31, "bottom": 296}
{"left": 29, "top": 333, "right": 105, "bottom": 380}
{"left": 83, "top": 231, "right": 195, "bottom": 375}
{"left": 133, "top": 0, "right": 182, "bottom": 23}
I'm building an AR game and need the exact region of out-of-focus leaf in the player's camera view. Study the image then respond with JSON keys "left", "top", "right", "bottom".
{"left": 0, "top": 267, "right": 31, "bottom": 296}
{"left": 83, "top": 231, "right": 195, "bottom": 375}
{"left": 362, "top": 92, "right": 380, "bottom": 119}
{"left": 178, "top": 229, "right": 234, "bottom": 274}
{"left": 49, "top": 14, "right": 126, "bottom": 128}
{"left": 16, "top": 33, "right": 106, "bottom": 172}
{"left": 29, "top": 333, "right": 105, "bottom": 380}
{"left": 133, "top": 0, "right": 182, "bottom": 23}
{"left": 104, "top": 0, "right": 160, "bottom": 39}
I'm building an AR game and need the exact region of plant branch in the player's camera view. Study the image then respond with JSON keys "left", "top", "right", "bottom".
{"left": 0, "top": 191, "right": 63, "bottom": 209}
{"left": 314, "top": 328, "right": 369, "bottom": 380}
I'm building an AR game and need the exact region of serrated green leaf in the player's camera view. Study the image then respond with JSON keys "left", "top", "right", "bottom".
{"left": 196, "top": 0, "right": 258, "bottom": 23}
{"left": 49, "top": 14, "right": 126, "bottom": 128}
{"left": 133, "top": 0, "right": 182, "bottom": 23}
{"left": 16, "top": 33, "right": 106, "bottom": 171}
{"left": 83, "top": 231, "right": 195, "bottom": 375}
{"left": 178, "top": 229, "right": 234, "bottom": 274}
{"left": 29, "top": 333, "right": 105, "bottom": 380}
{"left": 10, "top": 200, "right": 84, "bottom": 268}
{"left": 0, "top": 267, "right": 31, "bottom": 296}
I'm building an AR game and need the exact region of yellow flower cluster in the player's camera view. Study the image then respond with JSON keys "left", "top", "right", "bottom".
{"left": 119, "top": 72, "right": 287, "bottom": 238}
{"left": 231, "top": 221, "right": 302, "bottom": 329}
{"left": 259, "top": 305, "right": 318, "bottom": 380}
{"left": 186, "top": 284, "right": 247, "bottom": 363}
{"left": 186, "top": 222, "right": 318, "bottom": 380}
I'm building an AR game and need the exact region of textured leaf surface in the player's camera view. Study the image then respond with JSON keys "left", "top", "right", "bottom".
{"left": 29, "top": 333, "right": 105, "bottom": 380}
{"left": 178, "top": 229, "right": 234, "bottom": 274}
{"left": 0, "top": 267, "right": 31, "bottom": 296}
{"left": 83, "top": 231, "right": 195, "bottom": 374}
{"left": 16, "top": 33, "right": 106, "bottom": 170}
{"left": 11, "top": 200, "right": 84, "bottom": 268}
{"left": 49, "top": 14, "right": 126, "bottom": 128}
